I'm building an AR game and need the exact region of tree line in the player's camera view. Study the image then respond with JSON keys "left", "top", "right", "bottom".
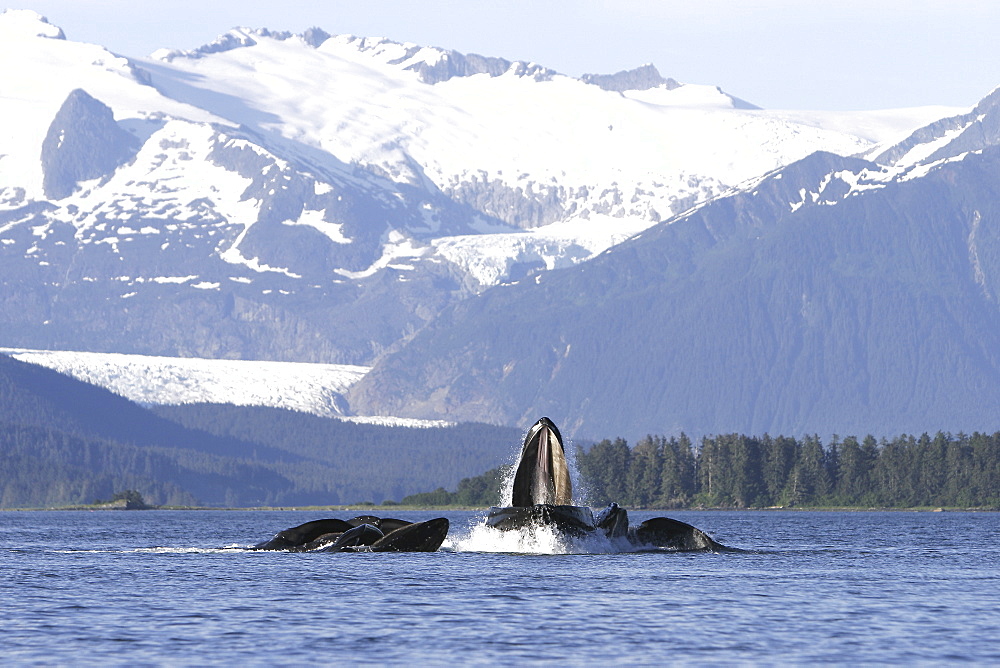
{"left": 577, "top": 432, "right": 1000, "bottom": 508}
{"left": 404, "top": 431, "right": 1000, "bottom": 509}
{"left": 400, "top": 466, "right": 509, "bottom": 507}
{"left": 0, "top": 423, "right": 199, "bottom": 508}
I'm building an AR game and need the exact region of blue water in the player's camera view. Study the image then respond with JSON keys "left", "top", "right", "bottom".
{"left": 2, "top": 510, "right": 998, "bottom": 665}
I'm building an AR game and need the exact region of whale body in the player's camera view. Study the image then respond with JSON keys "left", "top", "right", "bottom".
{"left": 487, "top": 417, "right": 728, "bottom": 551}
{"left": 254, "top": 516, "right": 449, "bottom": 552}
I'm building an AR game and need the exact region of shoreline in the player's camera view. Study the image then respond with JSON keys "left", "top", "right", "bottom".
{"left": 3, "top": 504, "right": 996, "bottom": 513}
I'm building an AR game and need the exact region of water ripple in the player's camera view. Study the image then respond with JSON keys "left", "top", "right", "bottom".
{"left": 1, "top": 510, "right": 999, "bottom": 664}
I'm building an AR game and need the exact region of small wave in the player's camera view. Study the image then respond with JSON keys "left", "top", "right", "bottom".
{"left": 131, "top": 546, "right": 251, "bottom": 554}
{"left": 51, "top": 546, "right": 254, "bottom": 554}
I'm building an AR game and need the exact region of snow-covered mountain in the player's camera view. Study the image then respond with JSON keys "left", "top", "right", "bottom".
{"left": 0, "top": 9, "right": 958, "bottom": 367}
{"left": 348, "top": 84, "right": 1000, "bottom": 439}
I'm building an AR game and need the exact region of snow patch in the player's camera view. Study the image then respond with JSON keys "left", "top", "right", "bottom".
{"left": 285, "top": 207, "right": 351, "bottom": 244}
{"left": 0, "top": 9, "right": 65, "bottom": 40}
{"left": 152, "top": 275, "right": 197, "bottom": 284}
{"left": 336, "top": 230, "right": 427, "bottom": 279}
{"left": 341, "top": 415, "right": 455, "bottom": 428}
{"left": 894, "top": 122, "right": 974, "bottom": 167}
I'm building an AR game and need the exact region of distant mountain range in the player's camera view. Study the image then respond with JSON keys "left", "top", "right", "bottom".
{"left": 0, "top": 10, "right": 947, "bottom": 360}
{"left": 2, "top": 8, "right": 998, "bottom": 442}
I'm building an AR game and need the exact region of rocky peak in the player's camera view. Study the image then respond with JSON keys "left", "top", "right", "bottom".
{"left": 404, "top": 50, "right": 557, "bottom": 84}
{"left": 581, "top": 64, "right": 680, "bottom": 92}
{"left": 41, "top": 89, "right": 141, "bottom": 199}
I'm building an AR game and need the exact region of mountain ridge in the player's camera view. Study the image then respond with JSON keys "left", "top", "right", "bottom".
{"left": 348, "top": 139, "right": 1000, "bottom": 439}
{"left": 3, "top": 9, "right": 997, "bottom": 441}
{"left": 1, "top": 9, "right": 948, "bottom": 365}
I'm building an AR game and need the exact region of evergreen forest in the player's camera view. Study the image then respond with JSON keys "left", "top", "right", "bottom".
{"left": 404, "top": 432, "right": 1000, "bottom": 509}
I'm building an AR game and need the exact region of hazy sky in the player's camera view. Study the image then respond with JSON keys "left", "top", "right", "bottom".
{"left": 10, "top": 0, "right": 1000, "bottom": 110}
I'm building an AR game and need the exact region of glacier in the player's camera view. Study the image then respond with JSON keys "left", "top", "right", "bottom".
{"left": 0, "top": 347, "right": 367, "bottom": 417}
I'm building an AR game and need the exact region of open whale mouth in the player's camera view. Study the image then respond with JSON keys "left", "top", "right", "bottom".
{"left": 511, "top": 417, "right": 573, "bottom": 507}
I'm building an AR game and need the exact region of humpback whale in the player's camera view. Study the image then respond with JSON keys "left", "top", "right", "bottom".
{"left": 486, "top": 417, "right": 727, "bottom": 551}
{"left": 255, "top": 516, "right": 449, "bottom": 552}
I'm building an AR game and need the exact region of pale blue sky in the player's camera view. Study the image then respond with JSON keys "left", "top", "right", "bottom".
{"left": 10, "top": 0, "right": 1000, "bottom": 110}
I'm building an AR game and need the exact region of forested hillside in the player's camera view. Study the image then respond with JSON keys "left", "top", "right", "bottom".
{"left": 0, "top": 354, "right": 295, "bottom": 506}
{"left": 0, "top": 355, "right": 521, "bottom": 507}
{"left": 0, "top": 422, "right": 291, "bottom": 508}
{"left": 150, "top": 404, "right": 520, "bottom": 504}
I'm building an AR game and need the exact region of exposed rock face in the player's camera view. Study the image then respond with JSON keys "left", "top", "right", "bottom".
{"left": 2, "top": 14, "right": 962, "bottom": 417}
{"left": 403, "top": 50, "right": 557, "bottom": 84}
{"left": 41, "top": 89, "right": 140, "bottom": 199}
{"left": 873, "top": 86, "right": 1000, "bottom": 166}
{"left": 300, "top": 27, "right": 331, "bottom": 48}
{"left": 582, "top": 64, "right": 681, "bottom": 92}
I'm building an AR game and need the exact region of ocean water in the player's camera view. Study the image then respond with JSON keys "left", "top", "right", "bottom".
{"left": 2, "top": 509, "right": 998, "bottom": 665}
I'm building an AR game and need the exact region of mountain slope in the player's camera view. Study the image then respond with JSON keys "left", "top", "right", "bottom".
{"left": 4, "top": 9, "right": 993, "bottom": 442}
{"left": 348, "top": 99, "right": 1000, "bottom": 440}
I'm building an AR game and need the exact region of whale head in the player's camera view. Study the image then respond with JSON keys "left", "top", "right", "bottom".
{"left": 511, "top": 417, "right": 573, "bottom": 506}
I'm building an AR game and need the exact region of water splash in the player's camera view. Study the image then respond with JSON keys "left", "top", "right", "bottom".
{"left": 444, "top": 515, "right": 664, "bottom": 555}
{"left": 496, "top": 452, "right": 518, "bottom": 507}
{"left": 565, "top": 440, "right": 588, "bottom": 506}
{"left": 445, "top": 516, "right": 566, "bottom": 554}
{"left": 465, "top": 421, "right": 638, "bottom": 554}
